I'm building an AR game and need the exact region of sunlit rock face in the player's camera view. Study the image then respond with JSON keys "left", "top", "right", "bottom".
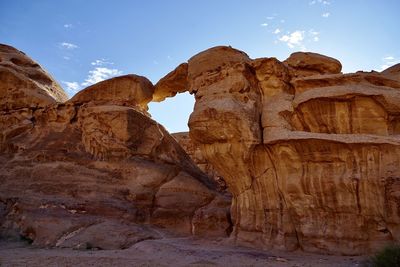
{"left": 1, "top": 43, "right": 400, "bottom": 255}
{"left": 159, "top": 46, "right": 400, "bottom": 255}
{"left": 0, "top": 44, "right": 231, "bottom": 249}
{"left": 0, "top": 44, "right": 67, "bottom": 110}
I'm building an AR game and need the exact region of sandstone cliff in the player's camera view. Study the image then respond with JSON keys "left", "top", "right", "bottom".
{"left": 155, "top": 46, "right": 400, "bottom": 255}
{"left": 172, "top": 132, "right": 227, "bottom": 192}
{"left": 0, "top": 44, "right": 231, "bottom": 249}
{"left": 1, "top": 43, "right": 399, "bottom": 255}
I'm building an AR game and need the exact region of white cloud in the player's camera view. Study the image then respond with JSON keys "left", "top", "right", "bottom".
{"left": 60, "top": 42, "right": 78, "bottom": 50}
{"left": 322, "top": 12, "right": 330, "bottom": 18}
{"left": 64, "top": 24, "right": 73, "bottom": 29}
{"left": 308, "top": 29, "right": 320, "bottom": 42}
{"left": 91, "top": 59, "right": 114, "bottom": 66}
{"left": 273, "top": 28, "right": 281, "bottom": 34}
{"left": 384, "top": 56, "right": 395, "bottom": 60}
{"left": 310, "top": 0, "right": 330, "bottom": 5}
{"left": 81, "top": 67, "right": 122, "bottom": 87}
{"left": 260, "top": 23, "right": 268, "bottom": 27}
{"left": 279, "top": 30, "right": 305, "bottom": 48}
{"left": 379, "top": 56, "right": 398, "bottom": 71}
{"left": 266, "top": 16, "right": 274, "bottom": 20}
{"left": 280, "top": 19, "right": 285, "bottom": 23}
{"left": 63, "top": 56, "right": 70, "bottom": 60}
{"left": 62, "top": 81, "right": 80, "bottom": 93}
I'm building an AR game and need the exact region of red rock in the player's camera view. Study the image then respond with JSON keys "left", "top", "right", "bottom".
{"left": 381, "top": 63, "right": 400, "bottom": 81}
{"left": 159, "top": 46, "right": 400, "bottom": 254}
{"left": 153, "top": 63, "right": 188, "bottom": 102}
{"left": 69, "top": 74, "right": 154, "bottom": 112}
{"left": 0, "top": 45, "right": 230, "bottom": 249}
{"left": 0, "top": 44, "right": 67, "bottom": 110}
{"left": 284, "top": 52, "right": 342, "bottom": 77}
{"left": 2, "top": 43, "right": 400, "bottom": 255}
{"left": 172, "top": 132, "right": 227, "bottom": 192}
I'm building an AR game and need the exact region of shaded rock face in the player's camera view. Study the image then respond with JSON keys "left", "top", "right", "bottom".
{"left": 0, "top": 44, "right": 67, "bottom": 110}
{"left": 153, "top": 63, "right": 188, "bottom": 102}
{"left": 158, "top": 46, "right": 400, "bottom": 255}
{"left": 172, "top": 132, "right": 228, "bottom": 192}
{"left": 0, "top": 45, "right": 231, "bottom": 249}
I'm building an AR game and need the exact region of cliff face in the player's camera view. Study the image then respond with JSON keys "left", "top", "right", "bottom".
{"left": 0, "top": 44, "right": 230, "bottom": 249}
{"left": 155, "top": 46, "right": 400, "bottom": 255}
{"left": 172, "top": 132, "right": 227, "bottom": 192}
{"left": 1, "top": 43, "right": 400, "bottom": 255}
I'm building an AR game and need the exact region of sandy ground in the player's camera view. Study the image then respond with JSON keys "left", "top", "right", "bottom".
{"left": 0, "top": 237, "right": 367, "bottom": 267}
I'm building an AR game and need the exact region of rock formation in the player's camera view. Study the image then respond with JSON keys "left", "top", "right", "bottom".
{"left": 155, "top": 46, "right": 400, "bottom": 255}
{"left": 0, "top": 44, "right": 67, "bottom": 110}
{"left": 1, "top": 43, "right": 400, "bottom": 255}
{"left": 172, "top": 132, "right": 227, "bottom": 192}
{"left": 0, "top": 44, "right": 230, "bottom": 249}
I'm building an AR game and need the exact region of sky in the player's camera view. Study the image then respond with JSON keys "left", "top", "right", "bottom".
{"left": 1, "top": 0, "right": 399, "bottom": 133}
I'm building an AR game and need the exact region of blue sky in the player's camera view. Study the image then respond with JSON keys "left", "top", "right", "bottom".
{"left": 1, "top": 0, "right": 399, "bottom": 133}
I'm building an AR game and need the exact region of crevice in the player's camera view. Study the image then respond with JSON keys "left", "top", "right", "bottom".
{"left": 189, "top": 195, "right": 216, "bottom": 235}
{"left": 264, "top": 145, "right": 301, "bottom": 251}
{"left": 149, "top": 166, "right": 181, "bottom": 218}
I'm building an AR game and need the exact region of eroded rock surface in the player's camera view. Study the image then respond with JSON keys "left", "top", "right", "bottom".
{"left": 0, "top": 45, "right": 230, "bottom": 249}
{"left": 69, "top": 74, "right": 154, "bottom": 112}
{"left": 0, "top": 44, "right": 67, "bottom": 110}
{"left": 1, "top": 43, "right": 399, "bottom": 255}
{"left": 153, "top": 63, "right": 188, "bottom": 102}
{"left": 172, "top": 132, "right": 227, "bottom": 192}
{"left": 158, "top": 46, "right": 400, "bottom": 255}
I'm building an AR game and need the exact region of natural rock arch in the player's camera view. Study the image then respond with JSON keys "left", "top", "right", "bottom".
{"left": 1, "top": 43, "right": 400, "bottom": 254}
{"left": 153, "top": 46, "right": 400, "bottom": 254}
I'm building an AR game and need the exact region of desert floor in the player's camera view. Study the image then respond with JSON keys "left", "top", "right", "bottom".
{"left": 0, "top": 237, "right": 367, "bottom": 267}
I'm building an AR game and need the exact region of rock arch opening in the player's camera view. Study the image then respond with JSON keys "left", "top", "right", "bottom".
{"left": 148, "top": 91, "right": 194, "bottom": 134}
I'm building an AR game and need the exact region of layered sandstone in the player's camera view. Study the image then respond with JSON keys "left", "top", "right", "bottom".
{"left": 0, "top": 44, "right": 67, "bottom": 110}
{"left": 172, "top": 132, "right": 227, "bottom": 192}
{"left": 0, "top": 45, "right": 230, "bottom": 249}
{"left": 155, "top": 46, "right": 400, "bottom": 255}
{"left": 1, "top": 43, "right": 399, "bottom": 255}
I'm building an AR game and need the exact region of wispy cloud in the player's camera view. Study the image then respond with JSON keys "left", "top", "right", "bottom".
{"left": 384, "top": 56, "right": 395, "bottom": 61}
{"left": 60, "top": 42, "right": 78, "bottom": 50}
{"left": 91, "top": 59, "right": 114, "bottom": 66}
{"left": 279, "top": 30, "right": 305, "bottom": 49}
{"left": 322, "top": 12, "right": 330, "bottom": 18}
{"left": 62, "top": 81, "right": 80, "bottom": 94}
{"left": 273, "top": 28, "right": 281, "bottom": 34}
{"left": 260, "top": 23, "right": 268, "bottom": 27}
{"left": 379, "top": 55, "right": 398, "bottom": 71}
{"left": 64, "top": 24, "right": 73, "bottom": 29}
{"left": 310, "top": 0, "right": 330, "bottom": 5}
{"left": 61, "top": 60, "right": 123, "bottom": 97}
{"left": 81, "top": 67, "right": 122, "bottom": 87}
{"left": 63, "top": 56, "right": 70, "bottom": 60}
{"left": 309, "top": 29, "right": 320, "bottom": 42}
{"left": 266, "top": 16, "right": 275, "bottom": 20}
